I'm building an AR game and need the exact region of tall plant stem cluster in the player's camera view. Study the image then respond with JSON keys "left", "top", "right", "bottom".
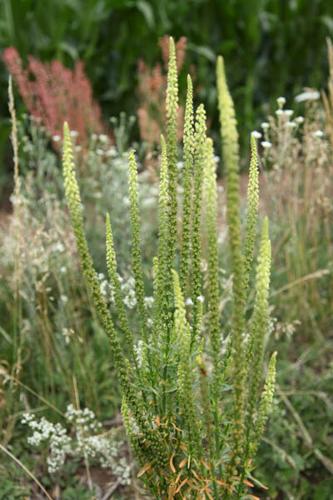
{"left": 63, "top": 38, "right": 276, "bottom": 498}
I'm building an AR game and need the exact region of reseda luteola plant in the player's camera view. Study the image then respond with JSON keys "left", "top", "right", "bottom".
{"left": 63, "top": 38, "right": 276, "bottom": 498}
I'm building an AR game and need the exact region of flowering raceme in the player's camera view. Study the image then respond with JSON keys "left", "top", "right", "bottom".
{"left": 137, "top": 35, "right": 187, "bottom": 146}
{"left": 3, "top": 47, "right": 104, "bottom": 147}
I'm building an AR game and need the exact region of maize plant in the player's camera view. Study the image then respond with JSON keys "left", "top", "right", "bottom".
{"left": 63, "top": 38, "right": 276, "bottom": 499}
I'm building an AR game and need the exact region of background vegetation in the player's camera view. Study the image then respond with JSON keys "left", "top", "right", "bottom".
{"left": 1, "top": 0, "right": 333, "bottom": 186}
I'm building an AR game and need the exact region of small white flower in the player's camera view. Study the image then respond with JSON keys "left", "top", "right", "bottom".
{"left": 285, "top": 121, "right": 296, "bottom": 129}
{"left": 275, "top": 109, "right": 284, "bottom": 116}
{"left": 62, "top": 327, "right": 74, "bottom": 344}
{"left": 277, "top": 96, "right": 286, "bottom": 108}
{"left": 313, "top": 130, "right": 324, "bottom": 138}
{"left": 134, "top": 340, "right": 144, "bottom": 367}
{"left": 295, "top": 116, "right": 304, "bottom": 124}
{"left": 251, "top": 130, "right": 262, "bottom": 139}
{"left": 70, "top": 130, "right": 79, "bottom": 138}
{"left": 106, "top": 147, "right": 117, "bottom": 157}
{"left": 284, "top": 109, "right": 294, "bottom": 117}
{"left": 96, "top": 148, "right": 104, "bottom": 156}
{"left": 100, "top": 280, "right": 109, "bottom": 297}
{"left": 261, "top": 122, "right": 269, "bottom": 130}
{"left": 22, "top": 413, "right": 33, "bottom": 424}
{"left": 197, "top": 295, "right": 205, "bottom": 303}
{"left": 261, "top": 141, "right": 272, "bottom": 149}
{"left": 185, "top": 297, "right": 193, "bottom": 306}
{"left": 53, "top": 242, "right": 65, "bottom": 253}
{"left": 144, "top": 296, "right": 154, "bottom": 308}
{"left": 295, "top": 90, "right": 320, "bottom": 103}
{"left": 99, "top": 134, "right": 109, "bottom": 143}
{"left": 52, "top": 135, "right": 61, "bottom": 142}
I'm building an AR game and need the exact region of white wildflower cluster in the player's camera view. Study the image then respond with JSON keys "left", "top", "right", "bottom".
{"left": 85, "top": 435, "right": 131, "bottom": 483}
{"left": 90, "top": 133, "right": 113, "bottom": 157}
{"left": 22, "top": 413, "right": 71, "bottom": 473}
{"left": 272, "top": 318, "right": 301, "bottom": 340}
{"left": 147, "top": 318, "right": 154, "bottom": 328}
{"left": 22, "top": 406, "right": 131, "bottom": 484}
{"left": 259, "top": 95, "right": 307, "bottom": 154}
{"left": 121, "top": 276, "right": 137, "bottom": 309}
{"left": 134, "top": 339, "right": 145, "bottom": 367}
{"left": 61, "top": 327, "right": 75, "bottom": 345}
{"left": 65, "top": 404, "right": 130, "bottom": 482}
{"left": 144, "top": 296, "right": 154, "bottom": 309}
{"left": 98, "top": 273, "right": 115, "bottom": 302}
{"left": 98, "top": 272, "right": 152, "bottom": 311}
{"left": 65, "top": 404, "right": 102, "bottom": 436}
{"left": 144, "top": 296, "right": 155, "bottom": 329}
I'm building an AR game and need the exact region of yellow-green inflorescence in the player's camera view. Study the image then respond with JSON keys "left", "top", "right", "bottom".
{"left": 180, "top": 74, "right": 195, "bottom": 294}
{"left": 63, "top": 38, "right": 277, "bottom": 499}
{"left": 244, "top": 135, "right": 259, "bottom": 296}
{"left": 165, "top": 36, "right": 179, "bottom": 267}
{"left": 217, "top": 55, "right": 247, "bottom": 470}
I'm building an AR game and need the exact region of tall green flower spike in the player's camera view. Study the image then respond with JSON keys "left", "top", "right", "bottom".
{"left": 156, "top": 135, "right": 170, "bottom": 317}
{"left": 246, "top": 217, "right": 271, "bottom": 426}
{"left": 166, "top": 36, "right": 179, "bottom": 266}
{"left": 156, "top": 136, "right": 175, "bottom": 415}
{"left": 244, "top": 134, "right": 259, "bottom": 296}
{"left": 203, "top": 137, "right": 222, "bottom": 464}
{"left": 128, "top": 150, "right": 148, "bottom": 339}
{"left": 248, "top": 351, "right": 277, "bottom": 464}
{"left": 191, "top": 104, "right": 207, "bottom": 343}
{"left": 173, "top": 270, "right": 200, "bottom": 456}
{"left": 63, "top": 41, "right": 277, "bottom": 498}
{"left": 203, "top": 137, "right": 220, "bottom": 372}
{"left": 180, "top": 74, "right": 195, "bottom": 293}
{"left": 105, "top": 213, "right": 136, "bottom": 363}
{"left": 217, "top": 55, "right": 246, "bottom": 467}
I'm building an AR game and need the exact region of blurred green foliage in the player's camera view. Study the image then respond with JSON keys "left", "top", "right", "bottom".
{"left": 1, "top": 0, "right": 333, "bottom": 179}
